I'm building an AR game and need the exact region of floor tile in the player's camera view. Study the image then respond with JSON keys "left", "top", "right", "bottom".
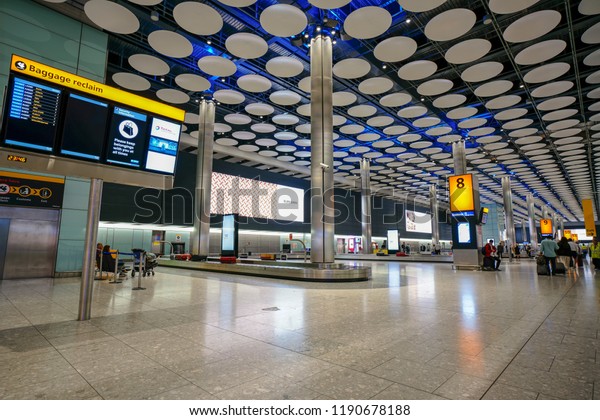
{"left": 433, "top": 373, "right": 493, "bottom": 400}
{"left": 482, "top": 383, "right": 538, "bottom": 400}
{"left": 368, "top": 358, "right": 455, "bottom": 393}
{"left": 299, "top": 366, "right": 393, "bottom": 399}
{"left": 215, "top": 375, "right": 322, "bottom": 400}
{"left": 371, "top": 383, "right": 447, "bottom": 400}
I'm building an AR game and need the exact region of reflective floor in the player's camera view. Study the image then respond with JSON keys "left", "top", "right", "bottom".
{"left": 0, "top": 258, "right": 599, "bottom": 400}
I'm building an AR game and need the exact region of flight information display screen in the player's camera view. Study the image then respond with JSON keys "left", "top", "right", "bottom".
{"left": 59, "top": 93, "right": 109, "bottom": 161}
{"left": 105, "top": 107, "right": 148, "bottom": 168}
{"left": 145, "top": 117, "right": 181, "bottom": 174}
{"left": 3, "top": 77, "right": 61, "bottom": 152}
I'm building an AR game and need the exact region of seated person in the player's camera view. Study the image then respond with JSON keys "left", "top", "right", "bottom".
{"left": 96, "top": 243, "right": 103, "bottom": 269}
{"left": 101, "top": 245, "right": 125, "bottom": 275}
{"left": 484, "top": 239, "right": 501, "bottom": 271}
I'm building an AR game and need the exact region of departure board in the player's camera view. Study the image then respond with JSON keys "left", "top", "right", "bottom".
{"left": 3, "top": 77, "right": 61, "bottom": 152}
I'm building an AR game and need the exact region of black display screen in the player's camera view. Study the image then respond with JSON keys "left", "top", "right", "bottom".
{"left": 3, "top": 77, "right": 61, "bottom": 152}
{"left": 59, "top": 93, "right": 109, "bottom": 161}
{"left": 105, "top": 106, "right": 148, "bottom": 168}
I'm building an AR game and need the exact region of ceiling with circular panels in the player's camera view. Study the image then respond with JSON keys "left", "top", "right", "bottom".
{"left": 45, "top": 0, "right": 600, "bottom": 223}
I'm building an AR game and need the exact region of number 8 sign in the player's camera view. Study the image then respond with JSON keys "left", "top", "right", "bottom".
{"left": 448, "top": 174, "right": 474, "bottom": 212}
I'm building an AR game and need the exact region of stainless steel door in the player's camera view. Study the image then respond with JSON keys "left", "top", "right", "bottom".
{"left": 0, "top": 209, "right": 60, "bottom": 280}
{"left": 0, "top": 219, "right": 9, "bottom": 279}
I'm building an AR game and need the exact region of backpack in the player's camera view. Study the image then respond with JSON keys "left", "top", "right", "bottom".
{"left": 481, "top": 246, "right": 486, "bottom": 255}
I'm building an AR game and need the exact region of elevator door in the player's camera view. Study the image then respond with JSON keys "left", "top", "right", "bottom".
{"left": 0, "top": 216, "right": 59, "bottom": 280}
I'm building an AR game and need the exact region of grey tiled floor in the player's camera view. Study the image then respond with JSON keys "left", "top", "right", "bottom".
{"left": 0, "top": 259, "right": 598, "bottom": 400}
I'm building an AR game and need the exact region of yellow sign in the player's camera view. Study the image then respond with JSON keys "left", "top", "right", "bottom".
{"left": 582, "top": 199, "right": 596, "bottom": 237}
{"left": 7, "top": 154, "right": 27, "bottom": 163}
{"left": 449, "top": 174, "right": 475, "bottom": 212}
{"left": 10, "top": 55, "right": 184, "bottom": 122}
{"left": 564, "top": 230, "right": 571, "bottom": 239}
{"left": 0, "top": 170, "right": 64, "bottom": 184}
{"left": 540, "top": 218, "right": 553, "bottom": 235}
{"left": 572, "top": 234, "right": 579, "bottom": 241}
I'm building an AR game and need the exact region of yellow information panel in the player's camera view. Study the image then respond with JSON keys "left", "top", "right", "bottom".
{"left": 582, "top": 198, "right": 596, "bottom": 237}
{"left": 540, "top": 218, "right": 553, "bottom": 236}
{"left": 10, "top": 55, "right": 184, "bottom": 122}
{"left": 564, "top": 229, "right": 571, "bottom": 239}
{"left": 449, "top": 173, "right": 474, "bottom": 213}
{"left": 572, "top": 234, "right": 579, "bottom": 241}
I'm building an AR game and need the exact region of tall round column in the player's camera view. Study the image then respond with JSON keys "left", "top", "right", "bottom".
{"left": 310, "top": 35, "right": 335, "bottom": 264}
{"left": 360, "top": 158, "right": 372, "bottom": 255}
{"left": 502, "top": 176, "right": 516, "bottom": 263}
{"left": 191, "top": 99, "right": 215, "bottom": 257}
{"left": 452, "top": 141, "right": 467, "bottom": 175}
{"left": 430, "top": 184, "right": 440, "bottom": 246}
{"left": 527, "top": 193, "right": 538, "bottom": 250}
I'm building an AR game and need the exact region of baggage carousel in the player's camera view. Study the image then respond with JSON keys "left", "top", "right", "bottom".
{"left": 158, "top": 258, "right": 371, "bottom": 282}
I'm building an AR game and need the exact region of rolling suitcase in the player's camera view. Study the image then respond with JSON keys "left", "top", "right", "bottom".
{"left": 555, "top": 262, "right": 566, "bottom": 274}
{"left": 537, "top": 264, "right": 549, "bottom": 275}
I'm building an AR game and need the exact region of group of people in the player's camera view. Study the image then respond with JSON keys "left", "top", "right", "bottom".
{"left": 96, "top": 242, "right": 122, "bottom": 275}
{"left": 539, "top": 235, "right": 596, "bottom": 275}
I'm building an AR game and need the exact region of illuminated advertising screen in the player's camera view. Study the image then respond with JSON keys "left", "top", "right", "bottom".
{"left": 387, "top": 229, "right": 399, "bottom": 251}
{"left": 60, "top": 93, "right": 109, "bottom": 161}
{"left": 457, "top": 222, "right": 471, "bottom": 244}
{"left": 405, "top": 210, "right": 432, "bottom": 234}
{"left": 210, "top": 172, "right": 305, "bottom": 222}
{"left": 222, "top": 214, "right": 235, "bottom": 252}
{"left": 145, "top": 117, "right": 181, "bottom": 174}
{"left": 106, "top": 107, "right": 148, "bottom": 168}
{"left": 3, "top": 77, "right": 61, "bottom": 152}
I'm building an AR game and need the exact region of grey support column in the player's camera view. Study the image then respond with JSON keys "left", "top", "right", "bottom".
{"left": 191, "top": 99, "right": 215, "bottom": 257}
{"left": 452, "top": 140, "right": 467, "bottom": 175}
{"left": 502, "top": 176, "right": 516, "bottom": 263}
{"left": 559, "top": 218, "right": 565, "bottom": 239}
{"left": 430, "top": 184, "right": 440, "bottom": 246}
{"left": 521, "top": 220, "right": 527, "bottom": 244}
{"left": 527, "top": 193, "right": 538, "bottom": 249}
{"left": 360, "top": 158, "right": 372, "bottom": 255}
{"left": 542, "top": 205, "right": 549, "bottom": 219}
{"left": 310, "top": 35, "right": 335, "bottom": 264}
{"left": 78, "top": 178, "right": 103, "bottom": 321}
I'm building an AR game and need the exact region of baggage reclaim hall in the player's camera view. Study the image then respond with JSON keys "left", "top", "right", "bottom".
{"left": 0, "top": 0, "right": 599, "bottom": 403}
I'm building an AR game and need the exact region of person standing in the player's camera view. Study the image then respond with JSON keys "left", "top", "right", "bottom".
{"left": 497, "top": 241, "right": 505, "bottom": 259}
{"left": 590, "top": 237, "right": 600, "bottom": 270}
{"left": 568, "top": 239, "right": 578, "bottom": 269}
{"left": 540, "top": 235, "right": 559, "bottom": 275}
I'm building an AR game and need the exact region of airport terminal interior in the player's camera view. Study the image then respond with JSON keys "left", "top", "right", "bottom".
{"left": 1, "top": 0, "right": 600, "bottom": 400}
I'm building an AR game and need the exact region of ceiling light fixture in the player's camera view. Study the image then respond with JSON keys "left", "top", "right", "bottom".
{"left": 150, "top": 10, "right": 159, "bottom": 22}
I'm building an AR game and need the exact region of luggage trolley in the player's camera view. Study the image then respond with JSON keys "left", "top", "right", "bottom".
{"left": 131, "top": 249, "right": 158, "bottom": 277}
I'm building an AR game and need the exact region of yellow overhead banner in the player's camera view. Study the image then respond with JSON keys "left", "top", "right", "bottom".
{"left": 10, "top": 55, "right": 185, "bottom": 122}
{"left": 449, "top": 173, "right": 475, "bottom": 213}
{"left": 540, "top": 218, "right": 553, "bottom": 236}
{"left": 582, "top": 199, "right": 596, "bottom": 237}
{"left": 572, "top": 234, "right": 579, "bottom": 241}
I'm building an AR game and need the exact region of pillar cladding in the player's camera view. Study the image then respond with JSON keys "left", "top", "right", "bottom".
{"left": 430, "top": 184, "right": 440, "bottom": 245}
{"left": 310, "top": 35, "right": 335, "bottom": 264}
{"left": 191, "top": 100, "right": 215, "bottom": 257}
{"left": 360, "top": 158, "right": 372, "bottom": 255}
{"left": 527, "top": 194, "right": 538, "bottom": 249}
{"left": 521, "top": 220, "right": 527, "bottom": 244}
{"left": 502, "top": 176, "right": 516, "bottom": 262}
{"left": 452, "top": 140, "right": 467, "bottom": 175}
{"left": 559, "top": 217, "right": 565, "bottom": 239}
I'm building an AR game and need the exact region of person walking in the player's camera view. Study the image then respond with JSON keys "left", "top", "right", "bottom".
{"left": 556, "top": 237, "right": 572, "bottom": 272}
{"left": 590, "top": 237, "right": 600, "bottom": 270}
{"left": 568, "top": 238, "right": 578, "bottom": 270}
{"left": 540, "top": 235, "right": 559, "bottom": 275}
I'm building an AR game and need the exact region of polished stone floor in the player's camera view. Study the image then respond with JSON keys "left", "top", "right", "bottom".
{"left": 0, "top": 258, "right": 598, "bottom": 400}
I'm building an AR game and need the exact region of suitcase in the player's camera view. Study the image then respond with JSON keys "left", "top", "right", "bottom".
{"left": 555, "top": 262, "right": 566, "bottom": 274}
{"left": 537, "top": 264, "right": 549, "bottom": 275}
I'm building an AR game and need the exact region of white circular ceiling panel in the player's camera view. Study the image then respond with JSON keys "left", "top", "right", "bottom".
{"left": 226, "top": 33, "right": 268, "bottom": 59}
{"left": 213, "top": 89, "right": 245, "bottom": 105}
{"left": 542, "top": 109, "right": 578, "bottom": 121}
{"left": 333, "top": 58, "right": 371, "bottom": 79}
{"left": 156, "top": 88, "right": 190, "bottom": 104}
{"left": 417, "top": 79, "right": 453, "bottom": 96}
{"left": 224, "top": 113, "right": 251, "bottom": 125}
{"left": 446, "top": 106, "right": 478, "bottom": 119}
{"left": 217, "top": 0, "right": 257, "bottom": 7}
{"left": 524, "top": 62, "right": 571, "bottom": 83}
{"left": 485, "top": 95, "right": 521, "bottom": 110}
{"left": 246, "top": 103, "right": 274, "bottom": 116}
{"left": 531, "top": 81, "right": 574, "bottom": 98}
{"left": 84, "top": 0, "right": 139, "bottom": 34}
{"left": 489, "top": 0, "right": 540, "bottom": 14}
{"left": 112, "top": 72, "right": 150, "bottom": 91}
{"left": 333, "top": 92, "right": 357, "bottom": 107}
{"left": 433, "top": 94, "right": 466, "bottom": 108}
{"left": 461, "top": 61, "right": 504, "bottom": 83}
{"left": 536, "top": 96, "right": 576, "bottom": 111}
{"left": 514, "top": 40, "right": 567, "bottom": 65}
{"left": 398, "top": 60, "right": 437, "bottom": 80}
{"left": 503, "top": 10, "right": 561, "bottom": 43}
{"left": 148, "top": 30, "right": 193, "bottom": 58}
{"left": 397, "top": 0, "right": 448, "bottom": 12}
{"left": 344, "top": 6, "right": 392, "bottom": 40}
{"left": 374, "top": 36, "right": 418, "bottom": 62}
{"left": 380, "top": 92, "right": 412, "bottom": 107}
{"left": 474, "top": 80, "right": 513, "bottom": 97}
{"left": 494, "top": 108, "right": 528, "bottom": 120}
{"left": 269, "top": 90, "right": 302, "bottom": 106}
{"left": 272, "top": 114, "right": 299, "bottom": 125}
{"left": 308, "top": 0, "right": 351, "bottom": 8}
{"left": 128, "top": 54, "right": 169, "bottom": 76}
{"left": 260, "top": 4, "right": 307, "bottom": 37}
{"left": 173, "top": 2, "right": 223, "bottom": 35}
{"left": 175, "top": 74, "right": 210, "bottom": 92}
{"left": 579, "top": 0, "right": 600, "bottom": 15}
{"left": 237, "top": 74, "right": 271, "bottom": 93}
{"left": 444, "top": 38, "right": 492, "bottom": 64}
{"left": 197, "top": 56, "right": 236, "bottom": 77}
{"left": 582, "top": 22, "right": 600, "bottom": 44}
{"left": 584, "top": 49, "right": 600, "bottom": 66}
{"left": 348, "top": 105, "right": 377, "bottom": 118}
{"left": 398, "top": 106, "right": 427, "bottom": 118}
{"left": 266, "top": 56, "right": 304, "bottom": 78}
{"left": 358, "top": 77, "right": 394, "bottom": 95}
{"left": 424, "top": 8, "right": 476, "bottom": 42}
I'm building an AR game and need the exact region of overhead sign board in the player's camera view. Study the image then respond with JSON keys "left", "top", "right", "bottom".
{"left": 540, "top": 219, "right": 553, "bottom": 236}
{"left": 0, "top": 170, "right": 64, "bottom": 209}
{"left": 449, "top": 174, "right": 475, "bottom": 213}
{"left": 582, "top": 199, "right": 596, "bottom": 237}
